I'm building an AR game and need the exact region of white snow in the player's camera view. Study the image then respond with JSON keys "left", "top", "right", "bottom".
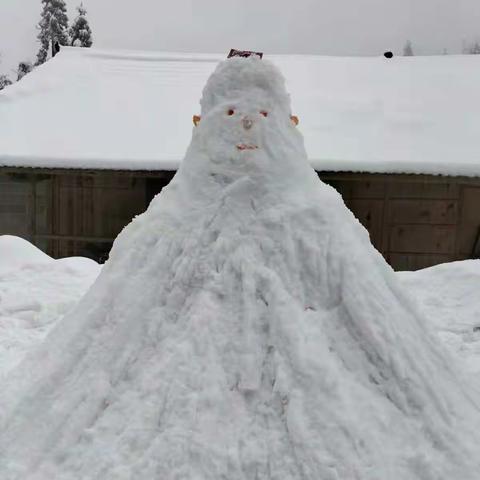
{"left": 2, "top": 47, "right": 480, "bottom": 176}
{"left": 2, "top": 237, "right": 478, "bottom": 396}
{"left": 398, "top": 260, "right": 480, "bottom": 376}
{"left": 0, "top": 236, "right": 101, "bottom": 377}
{"left": 1, "top": 56, "right": 480, "bottom": 479}
{"left": 0, "top": 235, "right": 52, "bottom": 275}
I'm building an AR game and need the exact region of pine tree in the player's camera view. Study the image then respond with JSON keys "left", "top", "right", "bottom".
{"left": 468, "top": 41, "right": 480, "bottom": 54}
{"left": 0, "top": 75, "right": 12, "bottom": 91}
{"left": 36, "top": 0, "right": 70, "bottom": 66}
{"left": 403, "top": 40, "right": 414, "bottom": 56}
{"left": 17, "top": 61, "right": 33, "bottom": 81}
{"left": 69, "top": 3, "right": 93, "bottom": 47}
{"left": 0, "top": 54, "right": 12, "bottom": 91}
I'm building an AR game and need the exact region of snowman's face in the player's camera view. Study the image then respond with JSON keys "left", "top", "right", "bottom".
{"left": 211, "top": 101, "right": 270, "bottom": 153}
{"left": 183, "top": 58, "right": 309, "bottom": 189}
{"left": 194, "top": 92, "right": 296, "bottom": 175}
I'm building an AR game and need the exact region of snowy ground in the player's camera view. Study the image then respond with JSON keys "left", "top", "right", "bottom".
{"left": 1, "top": 234, "right": 478, "bottom": 382}
{"left": 398, "top": 261, "right": 480, "bottom": 376}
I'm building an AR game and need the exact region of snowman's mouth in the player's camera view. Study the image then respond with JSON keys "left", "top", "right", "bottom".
{"left": 236, "top": 144, "right": 258, "bottom": 151}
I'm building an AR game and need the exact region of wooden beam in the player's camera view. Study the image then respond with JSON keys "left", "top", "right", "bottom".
{"left": 33, "top": 234, "right": 115, "bottom": 243}
{"left": 473, "top": 228, "right": 480, "bottom": 259}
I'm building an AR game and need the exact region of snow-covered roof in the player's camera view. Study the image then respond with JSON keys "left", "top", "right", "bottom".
{"left": 1, "top": 47, "right": 480, "bottom": 176}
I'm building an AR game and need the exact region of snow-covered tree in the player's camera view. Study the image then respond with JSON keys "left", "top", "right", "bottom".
{"left": 403, "top": 40, "right": 414, "bottom": 56}
{"left": 0, "top": 75, "right": 12, "bottom": 91}
{"left": 0, "top": 54, "right": 12, "bottom": 91}
{"left": 462, "top": 39, "right": 480, "bottom": 54}
{"left": 468, "top": 41, "right": 480, "bottom": 54}
{"left": 36, "top": 0, "right": 69, "bottom": 65}
{"left": 69, "top": 3, "right": 93, "bottom": 47}
{"left": 17, "top": 61, "right": 33, "bottom": 81}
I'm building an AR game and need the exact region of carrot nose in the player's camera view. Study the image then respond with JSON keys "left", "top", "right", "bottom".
{"left": 242, "top": 117, "right": 253, "bottom": 130}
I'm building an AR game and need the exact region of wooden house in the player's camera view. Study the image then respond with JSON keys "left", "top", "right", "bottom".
{"left": 1, "top": 48, "right": 480, "bottom": 270}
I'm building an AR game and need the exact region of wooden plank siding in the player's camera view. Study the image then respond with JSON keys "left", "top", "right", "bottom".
{"left": 0, "top": 169, "right": 173, "bottom": 262}
{"left": 320, "top": 173, "right": 479, "bottom": 270}
{"left": 0, "top": 172, "right": 34, "bottom": 241}
{"left": 1, "top": 167, "right": 480, "bottom": 270}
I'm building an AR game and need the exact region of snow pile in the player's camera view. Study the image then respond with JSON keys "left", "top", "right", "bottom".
{"left": 0, "top": 236, "right": 101, "bottom": 377}
{"left": 2, "top": 47, "right": 480, "bottom": 176}
{"left": 3, "top": 236, "right": 478, "bottom": 392}
{"left": 1, "top": 57, "right": 480, "bottom": 480}
{"left": 399, "top": 260, "right": 480, "bottom": 376}
{"left": 0, "top": 235, "right": 52, "bottom": 275}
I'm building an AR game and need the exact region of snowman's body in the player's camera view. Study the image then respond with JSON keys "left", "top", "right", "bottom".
{"left": 0, "top": 57, "right": 479, "bottom": 480}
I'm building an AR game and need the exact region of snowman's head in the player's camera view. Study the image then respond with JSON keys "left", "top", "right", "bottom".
{"left": 188, "top": 57, "right": 303, "bottom": 179}
{"left": 199, "top": 56, "right": 292, "bottom": 118}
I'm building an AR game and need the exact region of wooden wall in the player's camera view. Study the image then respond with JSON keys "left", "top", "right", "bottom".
{"left": 0, "top": 172, "right": 34, "bottom": 241}
{"left": 322, "top": 173, "right": 480, "bottom": 270}
{"left": 1, "top": 168, "right": 480, "bottom": 270}
{"left": 0, "top": 169, "right": 173, "bottom": 262}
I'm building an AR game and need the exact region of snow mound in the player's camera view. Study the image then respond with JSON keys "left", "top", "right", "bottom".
{"left": 0, "top": 236, "right": 101, "bottom": 378}
{"left": 1, "top": 58, "right": 480, "bottom": 480}
{"left": 0, "top": 235, "right": 52, "bottom": 275}
{"left": 398, "top": 260, "right": 480, "bottom": 376}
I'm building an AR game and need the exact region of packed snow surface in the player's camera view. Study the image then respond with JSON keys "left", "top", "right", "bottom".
{"left": 2, "top": 48, "right": 480, "bottom": 176}
{"left": 1, "top": 57, "right": 480, "bottom": 480}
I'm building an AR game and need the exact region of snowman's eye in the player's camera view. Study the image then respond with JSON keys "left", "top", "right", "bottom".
{"left": 227, "top": 109, "right": 235, "bottom": 116}
{"left": 260, "top": 111, "right": 268, "bottom": 117}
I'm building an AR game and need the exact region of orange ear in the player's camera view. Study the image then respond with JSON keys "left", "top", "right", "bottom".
{"left": 290, "top": 115, "right": 299, "bottom": 126}
{"left": 193, "top": 115, "right": 201, "bottom": 126}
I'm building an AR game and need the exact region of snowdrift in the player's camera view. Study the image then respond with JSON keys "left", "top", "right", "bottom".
{"left": 0, "top": 56, "right": 479, "bottom": 480}
{"left": 398, "top": 260, "right": 480, "bottom": 376}
{"left": 0, "top": 236, "right": 101, "bottom": 378}
{"left": 0, "top": 235, "right": 52, "bottom": 275}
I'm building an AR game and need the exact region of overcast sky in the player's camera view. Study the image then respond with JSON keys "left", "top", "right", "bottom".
{"left": 2, "top": 0, "right": 480, "bottom": 75}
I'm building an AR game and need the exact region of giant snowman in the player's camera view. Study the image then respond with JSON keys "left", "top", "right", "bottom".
{"left": 1, "top": 55, "right": 479, "bottom": 479}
